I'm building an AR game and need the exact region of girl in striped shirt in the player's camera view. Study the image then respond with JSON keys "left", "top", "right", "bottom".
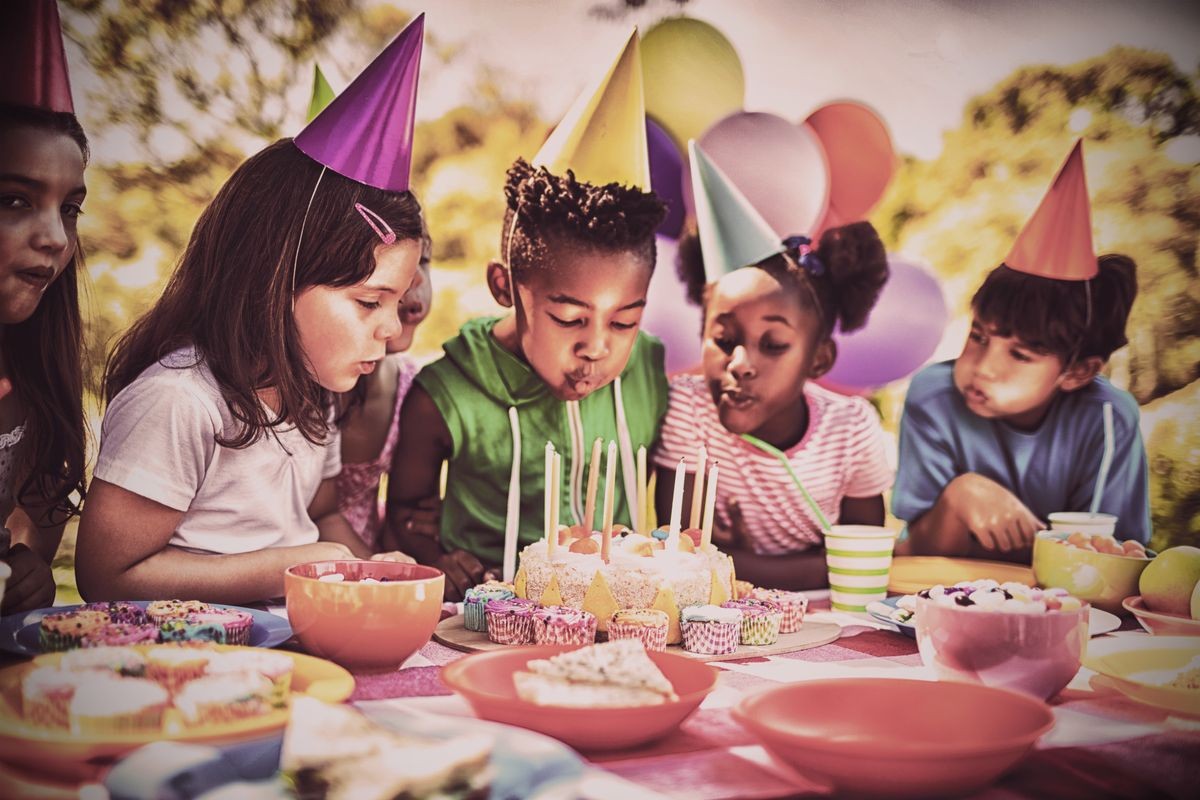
{"left": 654, "top": 221, "right": 893, "bottom": 590}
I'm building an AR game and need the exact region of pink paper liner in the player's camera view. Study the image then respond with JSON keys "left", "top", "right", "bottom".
{"left": 681, "top": 620, "right": 740, "bottom": 655}
{"left": 608, "top": 619, "right": 669, "bottom": 652}
{"left": 486, "top": 609, "right": 534, "bottom": 645}
{"left": 532, "top": 614, "right": 597, "bottom": 646}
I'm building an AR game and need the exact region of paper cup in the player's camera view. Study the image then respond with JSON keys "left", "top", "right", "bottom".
{"left": 825, "top": 525, "right": 896, "bottom": 611}
{"left": 1048, "top": 512, "right": 1117, "bottom": 536}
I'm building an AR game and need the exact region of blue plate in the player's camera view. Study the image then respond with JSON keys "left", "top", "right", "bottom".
{"left": 0, "top": 601, "right": 293, "bottom": 657}
{"left": 866, "top": 596, "right": 916, "bottom": 638}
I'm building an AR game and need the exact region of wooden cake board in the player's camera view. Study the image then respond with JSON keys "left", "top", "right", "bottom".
{"left": 433, "top": 614, "right": 841, "bottom": 663}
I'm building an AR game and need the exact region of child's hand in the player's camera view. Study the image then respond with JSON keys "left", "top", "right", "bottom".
{"left": 370, "top": 550, "right": 416, "bottom": 564}
{"left": 300, "top": 541, "right": 356, "bottom": 563}
{"left": 1, "top": 544, "right": 56, "bottom": 613}
{"left": 384, "top": 496, "right": 442, "bottom": 549}
{"left": 712, "top": 498, "right": 750, "bottom": 552}
{"left": 949, "top": 474, "right": 1044, "bottom": 553}
{"left": 435, "top": 549, "right": 487, "bottom": 602}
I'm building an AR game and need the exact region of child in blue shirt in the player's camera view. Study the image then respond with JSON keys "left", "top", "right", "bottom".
{"left": 893, "top": 143, "right": 1150, "bottom": 561}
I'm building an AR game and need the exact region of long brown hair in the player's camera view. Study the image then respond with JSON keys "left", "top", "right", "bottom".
{"left": 0, "top": 104, "right": 89, "bottom": 527}
{"left": 104, "top": 139, "right": 425, "bottom": 448}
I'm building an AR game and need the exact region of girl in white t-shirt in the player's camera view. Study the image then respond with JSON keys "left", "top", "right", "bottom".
{"left": 654, "top": 223, "right": 893, "bottom": 591}
{"left": 76, "top": 139, "right": 426, "bottom": 604}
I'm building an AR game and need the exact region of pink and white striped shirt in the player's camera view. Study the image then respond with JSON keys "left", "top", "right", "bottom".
{"left": 654, "top": 374, "right": 893, "bottom": 554}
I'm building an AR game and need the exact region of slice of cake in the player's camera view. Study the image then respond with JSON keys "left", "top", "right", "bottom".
{"left": 513, "top": 639, "right": 678, "bottom": 707}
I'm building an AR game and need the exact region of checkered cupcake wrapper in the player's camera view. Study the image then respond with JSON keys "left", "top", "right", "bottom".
{"left": 740, "top": 612, "right": 782, "bottom": 645}
{"left": 681, "top": 620, "right": 740, "bottom": 655}
{"left": 486, "top": 610, "right": 534, "bottom": 645}
{"left": 463, "top": 601, "right": 488, "bottom": 632}
{"left": 532, "top": 616, "right": 597, "bottom": 646}
{"left": 608, "top": 620, "right": 669, "bottom": 652}
{"left": 778, "top": 603, "right": 805, "bottom": 634}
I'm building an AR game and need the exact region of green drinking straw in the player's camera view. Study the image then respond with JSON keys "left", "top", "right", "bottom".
{"left": 740, "top": 433, "right": 832, "bottom": 532}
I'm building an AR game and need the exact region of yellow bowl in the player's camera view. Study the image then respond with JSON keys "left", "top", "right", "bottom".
{"left": 1084, "top": 635, "right": 1200, "bottom": 717}
{"left": 1032, "top": 531, "right": 1153, "bottom": 614}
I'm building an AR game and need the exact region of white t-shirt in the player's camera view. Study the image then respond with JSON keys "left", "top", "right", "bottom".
{"left": 95, "top": 347, "right": 341, "bottom": 554}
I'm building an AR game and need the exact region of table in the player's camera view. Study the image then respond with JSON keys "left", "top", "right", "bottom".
{"left": 345, "top": 596, "right": 1200, "bottom": 800}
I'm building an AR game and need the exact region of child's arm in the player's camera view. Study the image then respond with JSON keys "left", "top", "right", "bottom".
{"left": 906, "top": 474, "right": 1041, "bottom": 561}
{"left": 2, "top": 506, "right": 61, "bottom": 612}
{"left": 75, "top": 479, "right": 354, "bottom": 603}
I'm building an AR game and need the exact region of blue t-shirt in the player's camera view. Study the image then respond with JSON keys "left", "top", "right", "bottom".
{"left": 892, "top": 361, "right": 1151, "bottom": 543}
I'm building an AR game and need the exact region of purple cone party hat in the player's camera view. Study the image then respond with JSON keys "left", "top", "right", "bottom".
{"left": 1, "top": 0, "right": 75, "bottom": 113}
{"left": 1005, "top": 140, "right": 1097, "bottom": 281}
{"left": 689, "top": 140, "right": 784, "bottom": 277}
{"left": 294, "top": 13, "right": 423, "bottom": 192}
{"left": 533, "top": 29, "right": 651, "bottom": 189}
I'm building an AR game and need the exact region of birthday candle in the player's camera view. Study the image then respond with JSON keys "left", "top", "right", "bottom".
{"left": 636, "top": 445, "right": 647, "bottom": 535}
{"left": 545, "top": 442, "right": 555, "bottom": 556}
{"left": 550, "top": 451, "right": 562, "bottom": 555}
{"left": 583, "top": 437, "right": 603, "bottom": 533}
{"left": 668, "top": 457, "right": 686, "bottom": 538}
{"left": 688, "top": 444, "right": 707, "bottom": 529}
{"left": 701, "top": 462, "right": 719, "bottom": 549}
{"left": 601, "top": 440, "right": 617, "bottom": 563}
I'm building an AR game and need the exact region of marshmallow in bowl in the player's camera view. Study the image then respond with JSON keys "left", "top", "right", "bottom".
{"left": 917, "top": 580, "right": 1083, "bottom": 613}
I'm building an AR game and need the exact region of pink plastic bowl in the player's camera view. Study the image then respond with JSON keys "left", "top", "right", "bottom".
{"left": 914, "top": 595, "right": 1088, "bottom": 700}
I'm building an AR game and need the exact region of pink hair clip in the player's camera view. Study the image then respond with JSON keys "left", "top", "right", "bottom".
{"left": 354, "top": 202, "right": 397, "bottom": 245}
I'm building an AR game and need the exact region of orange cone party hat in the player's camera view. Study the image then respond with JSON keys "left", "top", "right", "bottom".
{"left": 0, "top": 0, "right": 75, "bottom": 113}
{"left": 1005, "top": 140, "right": 1097, "bottom": 281}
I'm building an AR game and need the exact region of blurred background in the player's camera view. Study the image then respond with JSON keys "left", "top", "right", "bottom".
{"left": 52, "top": 0, "right": 1199, "bottom": 597}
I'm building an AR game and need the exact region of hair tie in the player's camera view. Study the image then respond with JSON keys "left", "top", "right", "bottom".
{"left": 354, "top": 202, "right": 397, "bottom": 245}
{"left": 783, "top": 235, "right": 825, "bottom": 277}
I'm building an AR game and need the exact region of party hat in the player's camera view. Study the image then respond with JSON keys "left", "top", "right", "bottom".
{"left": 295, "top": 13, "right": 423, "bottom": 192}
{"left": 1005, "top": 140, "right": 1097, "bottom": 281}
{"left": 0, "top": 0, "right": 75, "bottom": 113}
{"left": 305, "top": 64, "right": 335, "bottom": 123}
{"left": 533, "top": 29, "right": 651, "bottom": 189}
{"left": 689, "top": 140, "right": 784, "bottom": 277}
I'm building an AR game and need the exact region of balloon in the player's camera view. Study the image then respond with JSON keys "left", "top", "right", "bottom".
{"left": 640, "top": 235, "right": 703, "bottom": 373}
{"left": 641, "top": 18, "right": 745, "bottom": 148}
{"left": 822, "top": 257, "right": 948, "bottom": 389}
{"left": 694, "top": 111, "right": 830, "bottom": 239}
{"left": 647, "top": 118, "right": 686, "bottom": 239}
{"left": 803, "top": 102, "right": 896, "bottom": 223}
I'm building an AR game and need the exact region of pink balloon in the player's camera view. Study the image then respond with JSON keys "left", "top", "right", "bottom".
{"left": 822, "top": 257, "right": 948, "bottom": 389}
{"left": 687, "top": 112, "right": 830, "bottom": 239}
{"left": 640, "top": 235, "right": 703, "bottom": 374}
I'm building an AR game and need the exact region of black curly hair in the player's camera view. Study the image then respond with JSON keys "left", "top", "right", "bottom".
{"left": 677, "top": 220, "right": 890, "bottom": 339}
{"left": 500, "top": 158, "right": 667, "bottom": 279}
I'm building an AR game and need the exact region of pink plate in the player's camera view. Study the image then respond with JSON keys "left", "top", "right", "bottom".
{"left": 440, "top": 644, "right": 717, "bottom": 751}
{"left": 1123, "top": 596, "right": 1200, "bottom": 636}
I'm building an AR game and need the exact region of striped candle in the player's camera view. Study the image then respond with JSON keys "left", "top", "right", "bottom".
{"left": 824, "top": 525, "right": 896, "bottom": 611}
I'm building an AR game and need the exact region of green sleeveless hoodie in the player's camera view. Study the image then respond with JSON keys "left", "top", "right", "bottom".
{"left": 416, "top": 316, "right": 668, "bottom": 567}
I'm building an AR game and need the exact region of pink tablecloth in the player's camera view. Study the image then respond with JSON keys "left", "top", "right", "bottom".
{"left": 346, "top": 600, "right": 1200, "bottom": 800}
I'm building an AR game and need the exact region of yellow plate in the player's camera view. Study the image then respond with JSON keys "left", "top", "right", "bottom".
{"left": 0, "top": 644, "right": 353, "bottom": 768}
{"left": 887, "top": 556, "right": 1035, "bottom": 595}
{"left": 1084, "top": 636, "right": 1200, "bottom": 717}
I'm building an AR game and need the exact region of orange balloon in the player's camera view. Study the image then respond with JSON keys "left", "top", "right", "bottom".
{"left": 804, "top": 102, "right": 896, "bottom": 222}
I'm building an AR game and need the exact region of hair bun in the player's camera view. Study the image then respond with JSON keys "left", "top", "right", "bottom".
{"left": 817, "top": 222, "right": 889, "bottom": 333}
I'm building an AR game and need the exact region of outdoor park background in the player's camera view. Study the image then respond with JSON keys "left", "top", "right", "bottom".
{"left": 49, "top": 0, "right": 1199, "bottom": 599}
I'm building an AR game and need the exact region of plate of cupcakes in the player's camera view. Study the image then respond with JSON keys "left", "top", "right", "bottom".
{"left": 0, "top": 599, "right": 294, "bottom": 657}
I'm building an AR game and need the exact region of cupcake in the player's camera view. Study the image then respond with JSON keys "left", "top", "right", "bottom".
{"left": 484, "top": 598, "right": 537, "bottom": 645}
{"left": 68, "top": 674, "right": 169, "bottom": 735}
{"left": 749, "top": 588, "right": 808, "bottom": 633}
{"left": 464, "top": 582, "right": 516, "bottom": 633}
{"left": 532, "top": 606, "right": 597, "bottom": 646}
{"left": 204, "top": 650, "right": 294, "bottom": 707}
{"left": 80, "top": 601, "right": 149, "bottom": 626}
{"left": 39, "top": 610, "right": 110, "bottom": 652}
{"left": 173, "top": 673, "right": 273, "bottom": 726}
{"left": 734, "top": 580, "right": 756, "bottom": 600}
{"left": 22, "top": 667, "right": 77, "bottom": 728}
{"left": 722, "top": 599, "right": 783, "bottom": 646}
{"left": 145, "top": 646, "right": 212, "bottom": 693}
{"left": 188, "top": 608, "right": 253, "bottom": 645}
{"left": 80, "top": 623, "right": 160, "bottom": 648}
{"left": 60, "top": 646, "right": 148, "bottom": 677}
{"left": 680, "top": 605, "right": 742, "bottom": 655}
{"left": 158, "top": 617, "right": 228, "bottom": 644}
{"left": 145, "top": 600, "right": 212, "bottom": 625}
{"left": 607, "top": 609, "right": 670, "bottom": 652}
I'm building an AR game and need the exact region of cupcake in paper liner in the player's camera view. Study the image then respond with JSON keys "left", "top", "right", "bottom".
{"left": 485, "top": 598, "right": 537, "bottom": 645}
{"left": 22, "top": 667, "right": 77, "bottom": 729}
{"left": 532, "top": 606, "right": 597, "bottom": 646}
{"left": 680, "top": 605, "right": 742, "bottom": 655}
{"left": 80, "top": 601, "right": 149, "bottom": 626}
{"left": 39, "top": 610, "right": 110, "bottom": 652}
{"left": 145, "top": 600, "right": 213, "bottom": 625}
{"left": 750, "top": 588, "right": 808, "bottom": 633}
{"left": 80, "top": 622, "right": 159, "bottom": 648}
{"left": 464, "top": 582, "right": 516, "bottom": 632}
{"left": 608, "top": 609, "right": 670, "bottom": 652}
{"left": 722, "top": 599, "right": 783, "bottom": 645}
{"left": 68, "top": 674, "right": 169, "bottom": 735}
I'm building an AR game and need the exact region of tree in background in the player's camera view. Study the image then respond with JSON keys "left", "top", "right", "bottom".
{"left": 874, "top": 48, "right": 1199, "bottom": 550}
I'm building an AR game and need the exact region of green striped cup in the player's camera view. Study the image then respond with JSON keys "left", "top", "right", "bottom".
{"left": 825, "top": 525, "right": 897, "bottom": 611}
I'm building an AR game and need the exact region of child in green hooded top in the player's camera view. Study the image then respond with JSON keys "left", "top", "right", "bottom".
{"left": 382, "top": 33, "right": 669, "bottom": 599}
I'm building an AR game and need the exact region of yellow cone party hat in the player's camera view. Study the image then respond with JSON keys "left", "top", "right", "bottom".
{"left": 1005, "top": 140, "right": 1097, "bottom": 281}
{"left": 533, "top": 29, "right": 651, "bottom": 189}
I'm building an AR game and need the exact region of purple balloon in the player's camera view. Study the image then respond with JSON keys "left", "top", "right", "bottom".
{"left": 647, "top": 118, "right": 685, "bottom": 238}
{"left": 822, "top": 257, "right": 948, "bottom": 389}
{"left": 640, "top": 235, "right": 702, "bottom": 373}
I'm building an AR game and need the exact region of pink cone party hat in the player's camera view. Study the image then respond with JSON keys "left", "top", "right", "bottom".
{"left": 1005, "top": 140, "right": 1097, "bottom": 281}
{"left": 1, "top": 0, "right": 75, "bottom": 113}
{"left": 294, "top": 13, "right": 423, "bottom": 192}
